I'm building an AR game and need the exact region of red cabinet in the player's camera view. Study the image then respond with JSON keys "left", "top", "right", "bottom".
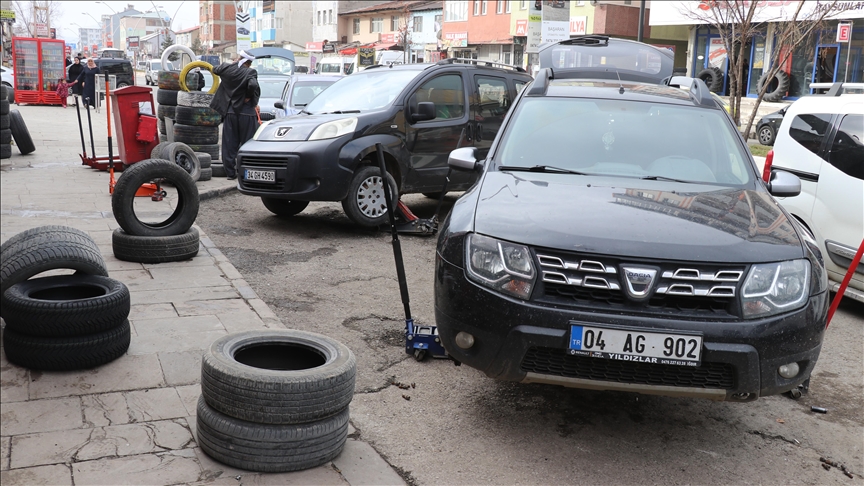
{"left": 12, "top": 37, "right": 67, "bottom": 105}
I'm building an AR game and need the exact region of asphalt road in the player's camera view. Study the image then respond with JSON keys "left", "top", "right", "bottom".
{"left": 195, "top": 190, "right": 864, "bottom": 485}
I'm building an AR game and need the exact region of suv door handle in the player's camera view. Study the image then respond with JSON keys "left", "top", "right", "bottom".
{"left": 475, "top": 122, "right": 483, "bottom": 142}
{"left": 465, "top": 123, "right": 473, "bottom": 141}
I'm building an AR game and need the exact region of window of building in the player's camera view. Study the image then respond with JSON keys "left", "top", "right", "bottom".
{"left": 413, "top": 16, "right": 423, "bottom": 32}
{"left": 520, "top": 0, "right": 528, "bottom": 9}
{"left": 576, "top": 1, "right": 585, "bottom": 5}
{"left": 789, "top": 114, "right": 833, "bottom": 156}
{"left": 445, "top": 0, "right": 468, "bottom": 21}
{"left": 497, "top": 1, "right": 504, "bottom": 14}
{"left": 482, "top": 1, "right": 488, "bottom": 15}
{"left": 829, "top": 114, "right": 864, "bottom": 180}
{"left": 371, "top": 17, "right": 383, "bottom": 33}
{"left": 435, "top": 14, "right": 442, "bottom": 26}
{"left": 506, "top": 1, "right": 511, "bottom": 12}
{"left": 353, "top": 18, "right": 360, "bottom": 34}
{"left": 317, "top": 11, "right": 321, "bottom": 25}
{"left": 257, "top": 19, "right": 262, "bottom": 30}
{"left": 277, "top": 18, "right": 283, "bottom": 29}
{"left": 474, "top": 1, "right": 480, "bottom": 15}
{"left": 392, "top": 15, "right": 399, "bottom": 31}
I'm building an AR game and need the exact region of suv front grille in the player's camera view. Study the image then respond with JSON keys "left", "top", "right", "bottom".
{"left": 521, "top": 347, "right": 736, "bottom": 389}
{"left": 238, "top": 155, "right": 295, "bottom": 192}
{"left": 535, "top": 251, "right": 745, "bottom": 318}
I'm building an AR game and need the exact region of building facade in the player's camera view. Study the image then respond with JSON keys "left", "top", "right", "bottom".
{"left": 441, "top": 0, "right": 513, "bottom": 63}
{"left": 175, "top": 26, "right": 201, "bottom": 50}
{"left": 408, "top": 1, "right": 443, "bottom": 62}
{"left": 199, "top": 0, "right": 237, "bottom": 50}
{"left": 101, "top": 5, "right": 141, "bottom": 49}
{"left": 118, "top": 11, "right": 171, "bottom": 52}
{"left": 78, "top": 28, "right": 102, "bottom": 51}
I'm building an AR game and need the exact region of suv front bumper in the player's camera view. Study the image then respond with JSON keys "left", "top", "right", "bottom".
{"left": 434, "top": 256, "right": 829, "bottom": 401}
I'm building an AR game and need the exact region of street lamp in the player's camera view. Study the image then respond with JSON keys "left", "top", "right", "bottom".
{"left": 95, "top": 2, "right": 120, "bottom": 49}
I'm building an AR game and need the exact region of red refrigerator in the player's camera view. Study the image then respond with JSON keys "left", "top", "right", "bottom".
{"left": 12, "top": 37, "right": 67, "bottom": 105}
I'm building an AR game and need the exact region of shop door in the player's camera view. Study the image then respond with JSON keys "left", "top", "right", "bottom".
{"left": 810, "top": 44, "right": 840, "bottom": 93}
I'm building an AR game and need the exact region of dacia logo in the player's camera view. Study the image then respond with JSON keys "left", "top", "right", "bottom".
{"left": 621, "top": 266, "right": 657, "bottom": 300}
{"left": 276, "top": 127, "right": 292, "bottom": 138}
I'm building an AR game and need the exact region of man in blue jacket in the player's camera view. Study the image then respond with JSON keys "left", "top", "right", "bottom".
{"left": 211, "top": 50, "right": 261, "bottom": 180}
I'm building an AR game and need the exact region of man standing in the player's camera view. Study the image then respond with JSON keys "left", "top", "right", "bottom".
{"left": 210, "top": 50, "right": 260, "bottom": 180}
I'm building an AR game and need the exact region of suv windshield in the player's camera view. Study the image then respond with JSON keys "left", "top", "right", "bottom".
{"left": 304, "top": 69, "right": 423, "bottom": 114}
{"left": 496, "top": 97, "right": 753, "bottom": 184}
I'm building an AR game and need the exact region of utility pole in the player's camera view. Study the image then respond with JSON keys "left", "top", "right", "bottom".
{"left": 637, "top": 0, "right": 646, "bottom": 43}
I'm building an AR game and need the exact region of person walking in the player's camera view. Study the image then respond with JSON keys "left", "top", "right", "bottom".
{"left": 76, "top": 58, "right": 101, "bottom": 108}
{"left": 210, "top": 50, "right": 260, "bottom": 180}
{"left": 67, "top": 56, "right": 84, "bottom": 98}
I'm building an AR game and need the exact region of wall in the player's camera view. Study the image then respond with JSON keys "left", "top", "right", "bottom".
{"left": 409, "top": 8, "right": 443, "bottom": 50}
{"left": 279, "top": 1, "right": 313, "bottom": 50}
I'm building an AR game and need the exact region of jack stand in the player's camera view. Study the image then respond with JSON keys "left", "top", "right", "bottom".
{"left": 405, "top": 318, "right": 448, "bottom": 362}
{"left": 393, "top": 201, "right": 438, "bottom": 235}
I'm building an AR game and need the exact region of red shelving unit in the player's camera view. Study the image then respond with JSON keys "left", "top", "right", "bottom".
{"left": 12, "top": 37, "right": 66, "bottom": 105}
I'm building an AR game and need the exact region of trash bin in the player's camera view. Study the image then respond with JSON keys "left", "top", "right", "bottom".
{"left": 110, "top": 86, "right": 159, "bottom": 166}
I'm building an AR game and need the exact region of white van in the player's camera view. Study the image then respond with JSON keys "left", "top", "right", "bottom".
{"left": 144, "top": 60, "right": 174, "bottom": 86}
{"left": 376, "top": 50, "right": 405, "bottom": 66}
{"left": 316, "top": 57, "right": 355, "bottom": 76}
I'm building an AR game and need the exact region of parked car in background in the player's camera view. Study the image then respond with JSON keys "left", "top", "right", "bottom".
{"left": 274, "top": 75, "right": 341, "bottom": 117}
{"left": 316, "top": 57, "right": 355, "bottom": 76}
{"left": 756, "top": 107, "right": 788, "bottom": 146}
{"left": 145, "top": 60, "right": 174, "bottom": 86}
{"left": 247, "top": 47, "right": 295, "bottom": 76}
{"left": 257, "top": 75, "right": 294, "bottom": 120}
{"left": 93, "top": 58, "right": 135, "bottom": 88}
{"left": 768, "top": 83, "right": 863, "bottom": 302}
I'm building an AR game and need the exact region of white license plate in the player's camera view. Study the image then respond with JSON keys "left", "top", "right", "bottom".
{"left": 244, "top": 169, "right": 276, "bottom": 182}
{"left": 569, "top": 325, "right": 702, "bottom": 366}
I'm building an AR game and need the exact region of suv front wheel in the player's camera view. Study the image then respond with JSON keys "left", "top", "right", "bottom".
{"left": 341, "top": 165, "right": 398, "bottom": 227}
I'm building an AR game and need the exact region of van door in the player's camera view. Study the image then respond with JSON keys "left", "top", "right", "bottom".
{"left": 471, "top": 74, "right": 511, "bottom": 159}
{"left": 403, "top": 70, "right": 475, "bottom": 192}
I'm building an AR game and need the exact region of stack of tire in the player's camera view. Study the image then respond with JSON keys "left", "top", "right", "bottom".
{"left": 111, "top": 159, "right": 201, "bottom": 263}
{"left": 174, "top": 89, "right": 221, "bottom": 180}
{"left": 1, "top": 226, "right": 131, "bottom": 371}
{"left": 156, "top": 70, "right": 181, "bottom": 144}
{"left": 1, "top": 85, "right": 36, "bottom": 158}
{"left": 1, "top": 85, "right": 10, "bottom": 159}
{"left": 149, "top": 140, "right": 205, "bottom": 183}
{"left": 197, "top": 330, "right": 356, "bottom": 472}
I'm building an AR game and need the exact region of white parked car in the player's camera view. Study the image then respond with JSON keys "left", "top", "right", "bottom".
{"left": 769, "top": 83, "right": 863, "bottom": 302}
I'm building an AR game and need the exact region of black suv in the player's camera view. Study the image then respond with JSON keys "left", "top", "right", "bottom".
{"left": 94, "top": 58, "right": 135, "bottom": 88}
{"left": 433, "top": 37, "right": 829, "bottom": 402}
{"left": 235, "top": 60, "right": 533, "bottom": 226}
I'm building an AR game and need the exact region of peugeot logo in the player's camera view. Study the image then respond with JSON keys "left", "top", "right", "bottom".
{"left": 276, "top": 127, "right": 292, "bottom": 138}
{"left": 621, "top": 266, "right": 658, "bottom": 300}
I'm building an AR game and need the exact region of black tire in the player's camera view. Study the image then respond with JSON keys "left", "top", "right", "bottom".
{"left": 211, "top": 164, "right": 226, "bottom": 177}
{"left": 173, "top": 124, "right": 219, "bottom": 145}
{"left": 150, "top": 141, "right": 172, "bottom": 159}
{"left": 188, "top": 143, "right": 220, "bottom": 160}
{"left": 196, "top": 397, "right": 349, "bottom": 473}
{"left": 194, "top": 152, "right": 212, "bottom": 169}
{"left": 1, "top": 225, "right": 101, "bottom": 260}
{"left": 157, "top": 104, "right": 176, "bottom": 121}
{"left": 158, "top": 71, "right": 181, "bottom": 91}
{"left": 112, "top": 158, "right": 199, "bottom": 237}
{"left": 1, "top": 128, "right": 10, "bottom": 144}
{"left": 341, "top": 165, "right": 398, "bottom": 227}
{"left": 174, "top": 105, "right": 221, "bottom": 126}
{"left": 758, "top": 70, "right": 790, "bottom": 102}
{"left": 156, "top": 88, "right": 179, "bottom": 106}
{"left": 261, "top": 197, "right": 309, "bottom": 217}
{"left": 1, "top": 143, "right": 9, "bottom": 159}
{"left": 422, "top": 191, "right": 447, "bottom": 199}
{"left": 3, "top": 320, "right": 131, "bottom": 371}
{"left": 177, "top": 91, "right": 214, "bottom": 108}
{"left": 0, "top": 85, "right": 6, "bottom": 102}
{"left": 758, "top": 124, "right": 775, "bottom": 146}
{"left": 199, "top": 167, "right": 212, "bottom": 181}
{"left": 112, "top": 227, "right": 200, "bottom": 263}
{"left": 9, "top": 110, "right": 35, "bottom": 155}
{"left": 158, "top": 118, "right": 166, "bottom": 135}
{"left": 167, "top": 142, "right": 201, "bottom": 182}
{"left": 1, "top": 114, "right": 9, "bottom": 129}
{"left": 1, "top": 230, "right": 108, "bottom": 298}
{"left": 696, "top": 67, "right": 724, "bottom": 92}
{"left": 200, "top": 329, "right": 356, "bottom": 424}
{"left": 1, "top": 275, "right": 130, "bottom": 337}
{"left": 1, "top": 99, "right": 8, "bottom": 115}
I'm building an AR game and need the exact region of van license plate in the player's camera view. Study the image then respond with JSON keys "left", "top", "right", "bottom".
{"left": 569, "top": 325, "right": 702, "bottom": 366}
{"left": 244, "top": 169, "right": 276, "bottom": 183}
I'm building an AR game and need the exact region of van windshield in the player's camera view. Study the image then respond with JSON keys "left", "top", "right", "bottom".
{"left": 304, "top": 69, "right": 423, "bottom": 114}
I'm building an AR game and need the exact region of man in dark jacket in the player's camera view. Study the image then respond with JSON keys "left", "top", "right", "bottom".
{"left": 211, "top": 50, "right": 261, "bottom": 180}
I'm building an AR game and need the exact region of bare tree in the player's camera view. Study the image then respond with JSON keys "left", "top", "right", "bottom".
{"left": 683, "top": 1, "right": 839, "bottom": 138}
{"left": 11, "top": 0, "right": 64, "bottom": 38}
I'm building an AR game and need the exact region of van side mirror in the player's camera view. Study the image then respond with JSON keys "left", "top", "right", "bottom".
{"left": 274, "top": 101, "right": 284, "bottom": 110}
{"left": 448, "top": 147, "right": 480, "bottom": 172}
{"left": 767, "top": 170, "right": 801, "bottom": 197}
{"left": 411, "top": 102, "right": 436, "bottom": 123}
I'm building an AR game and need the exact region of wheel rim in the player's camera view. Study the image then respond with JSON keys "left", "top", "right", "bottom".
{"left": 759, "top": 128, "right": 772, "bottom": 144}
{"left": 355, "top": 175, "right": 388, "bottom": 218}
{"left": 175, "top": 153, "right": 194, "bottom": 173}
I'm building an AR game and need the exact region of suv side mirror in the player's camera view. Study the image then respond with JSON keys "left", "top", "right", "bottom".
{"left": 448, "top": 147, "right": 480, "bottom": 171}
{"left": 411, "top": 102, "right": 436, "bottom": 123}
{"left": 767, "top": 170, "right": 801, "bottom": 197}
{"left": 274, "top": 101, "right": 284, "bottom": 109}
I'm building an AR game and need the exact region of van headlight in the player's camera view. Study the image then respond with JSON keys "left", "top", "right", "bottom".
{"left": 741, "top": 259, "right": 810, "bottom": 318}
{"left": 308, "top": 117, "right": 357, "bottom": 140}
{"left": 465, "top": 233, "right": 536, "bottom": 300}
{"left": 252, "top": 120, "right": 271, "bottom": 141}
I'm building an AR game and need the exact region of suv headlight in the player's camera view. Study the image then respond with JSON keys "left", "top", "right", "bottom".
{"left": 308, "top": 117, "right": 357, "bottom": 140}
{"left": 465, "top": 233, "right": 536, "bottom": 300}
{"left": 741, "top": 259, "right": 810, "bottom": 318}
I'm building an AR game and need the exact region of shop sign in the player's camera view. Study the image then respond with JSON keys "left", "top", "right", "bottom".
{"left": 35, "top": 23, "right": 49, "bottom": 37}
{"left": 708, "top": 38, "right": 727, "bottom": 69}
{"left": 570, "top": 16, "right": 587, "bottom": 35}
{"left": 306, "top": 42, "right": 323, "bottom": 51}
{"left": 128, "top": 36, "right": 139, "bottom": 50}
{"left": 516, "top": 19, "right": 528, "bottom": 36}
{"left": 358, "top": 47, "right": 375, "bottom": 66}
{"left": 381, "top": 33, "right": 396, "bottom": 43}
{"left": 323, "top": 43, "right": 335, "bottom": 53}
{"left": 527, "top": 14, "right": 542, "bottom": 53}
{"left": 837, "top": 22, "right": 852, "bottom": 42}
{"left": 443, "top": 32, "right": 468, "bottom": 48}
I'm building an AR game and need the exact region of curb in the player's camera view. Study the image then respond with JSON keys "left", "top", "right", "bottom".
{"left": 200, "top": 183, "right": 237, "bottom": 201}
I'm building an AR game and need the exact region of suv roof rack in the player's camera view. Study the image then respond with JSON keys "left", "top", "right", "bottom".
{"left": 665, "top": 76, "right": 716, "bottom": 108}
{"left": 809, "top": 82, "right": 864, "bottom": 96}
{"left": 436, "top": 57, "right": 527, "bottom": 72}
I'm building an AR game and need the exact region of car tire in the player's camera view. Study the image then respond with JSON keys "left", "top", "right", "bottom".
{"left": 1, "top": 225, "right": 102, "bottom": 261}
{"left": 1, "top": 275, "right": 130, "bottom": 337}
{"left": 198, "top": 167, "right": 212, "bottom": 181}
{"left": 9, "top": 110, "right": 36, "bottom": 155}
{"left": 194, "top": 152, "right": 212, "bottom": 169}
{"left": 758, "top": 71, "right": 790, "bottom": 102}
{"left": 177, "top": 91, "right": 215, "bottom": 108}
{"left": 261, "top": 198, "right": 310, "bottom": 217}
{"left": 3, "top": 320, "right": 131, "bottom": 371}
{"left": 173, "top": 123, "right": 219, "bottom": 145}
{"left": 117, "top": 82, "right": 130, "bottom": 89}
{"left": 174, "top": 105, "right": 221, "bottom": 126}
{"left": 341, "top": 165, "right": 398, "bottom": 227}
{"left": 696, "top": 67, "right": 724, "bottom": 93}
{"left": 188, "top": 143, "right": 220, "bottom": 160}
{"left": 200, "top": 329, "right": 356, "bottom": 424}
{"left": 1, "top": 128, "right": 10, "bottom": 144}
{"left": 758, "top": 125, "right": 775, "bottom": 146}
{"left": 150, "top": 141, "right": 172, "bottom": 159}
{"left": 157, "top": 104, "right": 176, "bottom": 121}
{"left": 1, "top": 114, "right": 9, "bottom": 130}
{"left": 211, "top": 164, "right": 226, "bottom": 177}
{"left": 1, "top": 231, "right": 108, "bottom": 298}
{"left": 112, "top": 158, "right": 199, "bottom": 237}
{"left": 422, "top": 192, "right": 447, "bottom": 200}
{"left": 1, "top": 99, "right": 8, "bottom": 115}
{"left": 166, "top": 142, "right": 201, "bottom": 182}
{"left": 158, "top": 71, "right": 181, "bottom": 91}
{"left": 112, "top": 227, "right": 200, "bottom": 263}
{"left": 156, "top": 88, "right": 179, "bottom": 106}
{"left": 196, "top": 396, "right": 349, "bottom": 473}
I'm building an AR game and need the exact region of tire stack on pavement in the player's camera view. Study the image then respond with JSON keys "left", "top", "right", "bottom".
{"left": 157, "top": 70, "right": 182, "bottom": 143}
{"left": 1, "top": 85, "right": 10, "bottom": 159}
{"left": 150, "top": 139, "right": 203, "bottom": 183}
{"left": 111, "top": 159, "right": 201, "bottom": 263}
{"left": 175, "top": 90, "right": 222, "bottom": 179}
{"left": 197, "top": 330, "right": 356, "bottom": 472}
{"left": 1, "top": 226, "right": 131, "bottom": 371}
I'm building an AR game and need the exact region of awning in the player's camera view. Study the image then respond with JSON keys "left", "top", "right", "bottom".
{"left": 376, "top": 42, "right": 398, "bottom": 50}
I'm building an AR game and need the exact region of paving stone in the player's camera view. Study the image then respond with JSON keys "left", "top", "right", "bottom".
{"left": 0, "top": 464, "right": 72, "bottom": 485}
{"left": 217, "top": 310, "right": 273, "bottom": 333}
{"left": 128, "top": 329, "right": 226, "bottom": 355}
{"left": 159, "top": 350, "right": 205, "bottom": 386}
{"left": 1, "top": 437, "right": 9, "bottom": 471}
{"left": 72, "top": 450, "right": 203, "bottom": 485}
{"left": 130, "top": 286, "right": 239, "bottom": 306}
{"left": 29, "top": 354, "right": 165, "bottom": 400}
{"left": 175, "top": 386, "right": 201, "bottom": 416}
{"left": 10, "top": 428, "right": 91, "bottom": 468}
{"left": 141, "top": 253, "right": 217, "bottom": 268}
{"left": 145, "top": 265, "right": 229, "bottom": 288}
{"left": 175, "top": 299, "right": 250, "bottom": 317}
{"left": 217, "top": 261, "right": 244, "bottom": 280}
{"left": 82, "top": 393, "right": 129, "bottom": 427}
{"left": 248, "top": 298, "right": 280, "bottom": 320}
{"left": 0, "top": 397, "right": 82, "bottom": 436}
{"left": 333, "top": 439, "right": 406, "bottom": 486}
{"left": 106, "top": 269, "right": 154, "bottom": 290}
{"left": 103, "top": 258, "right": 145, "bottom": 272}
{"left": 128, "top": 303, "right": 178, "bottom": 321}
{"left": 0, "top": 359, "right": 30, "bottom": 403}
{"left": 232, "top": 278, "right": 258, "bottom": 300}
{"left": 192, "top": 448, "right": 348, "bottom": 485}
{"left": 124, "top": 388, "right": 188, "bottom": 423}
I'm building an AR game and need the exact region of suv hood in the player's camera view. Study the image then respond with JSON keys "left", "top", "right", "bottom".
{"left": 473, "top": 172, "right": 803, "bottom": 263}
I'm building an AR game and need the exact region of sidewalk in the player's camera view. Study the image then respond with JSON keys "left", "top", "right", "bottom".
{"left": 0, "top": 103, "right": 405, "bottom": 485}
